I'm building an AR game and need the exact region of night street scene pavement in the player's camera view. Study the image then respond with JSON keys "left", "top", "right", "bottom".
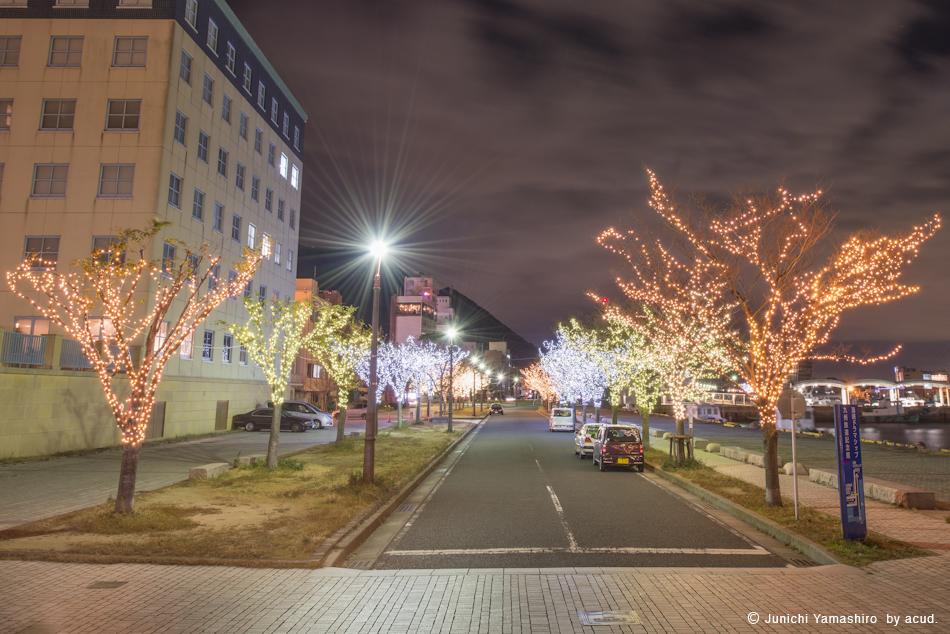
{"left": 2, "top": 1, "right": 950, "bottom": 633}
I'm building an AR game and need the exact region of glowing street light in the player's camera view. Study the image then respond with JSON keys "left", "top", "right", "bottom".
{"left": 363, "top": 239, "right": 387, "bottom": 484}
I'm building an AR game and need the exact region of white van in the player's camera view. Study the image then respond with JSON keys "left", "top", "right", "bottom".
{"left": 549, "top": 408, "right": 574, "bottom": 432}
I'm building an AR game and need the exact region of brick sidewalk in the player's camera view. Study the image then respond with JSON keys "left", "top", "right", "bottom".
{"left": 694, "top": 449, "right": 950, "bottom": 552}
{"left": 0, "top": 556, "right": 947, "bottom": 633}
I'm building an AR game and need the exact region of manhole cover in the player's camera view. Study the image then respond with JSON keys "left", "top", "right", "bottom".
{"left": 349, "top": 560, "right": 371, "bottom": 569}
{"left": 578, "top": 611, "right": 642, "bottom": 626}
{"left": 397, "top": 505, "right": 417, "bottom": 513}
{"left": 86, "top": 582, "right": 127, "bottom": 589}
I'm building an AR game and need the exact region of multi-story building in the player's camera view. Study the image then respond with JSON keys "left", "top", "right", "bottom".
{"left": 0, "top": 0, "right": 306, "bottom": 459}
{"left": 289, "top": 278, "right": 337, "bottom": 410}
{"left": 389, "top": 274, "right": 438, "bottom": 344}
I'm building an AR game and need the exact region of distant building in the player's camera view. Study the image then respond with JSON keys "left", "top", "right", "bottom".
{"left": 895, "top": 366, "right": 949, "bottom": 382}
{"left": 390, "top": 274, "right": 439, "bottom": 343}
{"left": 290, "top": 279, "right": 336, "bottom": 409}
{"left": 787, "top": 360, "right": 813, "bottom": 383}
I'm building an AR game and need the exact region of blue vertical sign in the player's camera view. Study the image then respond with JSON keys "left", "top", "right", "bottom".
{"left": 833, "top": 404, "right": 867, "bottom": 540}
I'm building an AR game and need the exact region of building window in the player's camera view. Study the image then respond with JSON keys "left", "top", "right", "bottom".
{"left": 291, "top": 165, "right": 299, "bottom": 190}
{"left": 49, "top": 36, "right": 83, "bottom": 67}
{"left": 185, "top": 0, "right": 198, "bottom": 29}
{"left": 259, "top": 284, "right": 266, "bottom": 302}
{"left": 293, "top": 126, "right": 300, "bottom": 150}
{"left": 187, "top": 254, "right": 199, "bottom": 284}
{"left": 0, "top": 37, "right": 22, "bottom": 67}
{"left": 197, "top": 130, "right": 209, "bottom": 162}
{"left": 213, "top": 202, "right": 223, "bottom": 232}
{"left": 270, "top": 98, "right": 278, "bottom": 123}
{"left": 179, "top": 49, "right": 192, "bottom": 84}
{"left": 289, "top": 208, "right": 296, "bottom": 230}
{"left": 227, "top": 271, "right": 237, "bottom": 299}
{"left": 243, "top": 280, "right": 252, "bottom": 299}
{"left": 23, "top": 237, "right": 60, "bottom": 271}
{"left": 257, "top": 81, "right": 265, "bottom": 109}
{"left": 239, "top": 111, "right": 248, "bottom": 139}
{"left": 207, "top": 264, "right": 219, "bottom": 291}
{"left": 225, "top": 41, "right": 236, "bottom": 73}
{"left": 221, "top": 93, "right": 231, "bottom": 124}
{"left": 105, "top": 99, "right": 140, "bottom": 130}
{"left": 279, "top": 153, "right": 288, "bottom": 178}
{"left": 239, "top": 342, "right": 248, "bottom": 365}
{"left": 92, "top": 236, "right": 126, "bottom": 265}
{"left": 277, "top": 198, "right": 284, "bottom": 221}
{"left": 250, "top": 176, "right": 259, "bottom": 201}
{"left": 275, "top": 242, "right": 281, "bottom": 266}
{"left": 167, "top": 172, "right": 182, "bottom": 208}
{"left": 162, "top": 241, "right": 176, "bottom": 275}
{"left": 40, "top": 99, "right": 76, "bottom": 131}
{"left": 192, "top": 189, "right": 204, "bottom": 221}
{"left": 173, "top": 110, "right": 187, "bottom": 145}
{"left": 202, "top": 73, "right": 214, "bottom": 105}
{"left": 268, "top": 143, "right": 276, "bottom": 167}
{"left": 247, "top": 223, "right": 256, "bottom": 248}
{"left": 180, "top": 329, "right": 193, "bottom": 360}
{"left": 217, "top": 147, "right": 228, "bottom": 178}
{"left": 0, "top": 0, "right": 28, "bottom": 6}
{"left": 254, "top": 127, "right": 262, "bottom": 154}
{"left": 154, "top": 320, "right": 168, "bottom": 354}
{"left": 261, "top": 233, "right": 271, "bottom": 259}
{"left": 282, "top": 115, "right": 290, "bottom": 139}
{"left": 98, "top": 165, "right": 134, "bottom": 197}
{"left": 231, "top": 213, "right": 241, "bottom": 242}
{"left": 0, "top": 100, "right": 10, "bottom": 130}
{"left": 243, "top": 63, "right": 252, "bottom": 92}
{"left": 222, "top": 333, "right": 232, "bottom": 363}
{"left": 32, "top": 164, "right": 68, "bottom": 197}
{"left": 286, "top": 248, "right": 293, "bottom": 272}
{"left": 207, "top": 19, "right": 218, "bottom": 54}
{"left": 113, "top": 36, "right": 147, "bottom": 67}
{"left": 235, "top": 163, "right": 245, "bottom": 191}
{"left": 118, "top": 0, "right": 153, "bottom": 6}
{"left": 264, "top": 188, "right": 272, "bottom": 213}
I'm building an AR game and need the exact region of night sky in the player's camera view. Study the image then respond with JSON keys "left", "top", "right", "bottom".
{"left": 229, "top": 0, "right": 950, "bottom": 373}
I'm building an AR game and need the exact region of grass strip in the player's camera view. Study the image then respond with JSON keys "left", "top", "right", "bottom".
{"left": 643, "top": 448, "right": 929, "bottom": 567}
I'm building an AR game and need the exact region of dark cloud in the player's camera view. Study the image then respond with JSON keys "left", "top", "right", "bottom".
{"left": 229, "top": 0, "right": 950, "bottom": 349}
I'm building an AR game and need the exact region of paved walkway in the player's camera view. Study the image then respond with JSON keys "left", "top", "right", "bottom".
{"left": 693, "top": 449, "right": 950, "bottom": 552}
{"left": 0, "top": 556, "right": 947, "bottom": 633}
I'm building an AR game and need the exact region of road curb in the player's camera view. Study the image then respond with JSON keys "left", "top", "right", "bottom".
{"left": 314, "top": 418, "right": 484, "bottom": 568}
{"left": 646, "top": 464, "right": 842, "bottom": 566}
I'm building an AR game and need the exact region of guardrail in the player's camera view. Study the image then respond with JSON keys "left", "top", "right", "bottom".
{"left": 1, "top": 331, "right": 47, "bottom": 366}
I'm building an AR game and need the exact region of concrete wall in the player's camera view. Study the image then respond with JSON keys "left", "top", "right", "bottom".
{"left": 0, "top": 365, "right": 268, "bottom": 460}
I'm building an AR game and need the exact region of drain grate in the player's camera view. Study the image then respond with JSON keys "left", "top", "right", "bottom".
{"left": 86, "top": 582, "right": 127, "bottom": 589}
{"left": 578, "top": 611, "right": 642, "bottom": 626}
{"left": 397, "top": 504, "right": 417, "bottom": 513}
{"left": 790, "top": 558, "right": 817, "bottom": 567}
{"left": 349, "top": 560, "right": 372, "bottom": 569}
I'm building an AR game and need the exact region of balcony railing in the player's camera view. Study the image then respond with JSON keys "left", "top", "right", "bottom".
{"left": 60, "top": 338, "right": 94, "bottom": 370}
{"left": 1, "top": 331, "right": 47, "bottom": 367}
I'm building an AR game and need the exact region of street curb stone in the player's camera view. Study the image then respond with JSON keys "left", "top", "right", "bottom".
{"left": 646, "top": 463, "right": 842, "bottom": 566}
{"left": 313, "top": 417, "right": 485, "bottom": 567}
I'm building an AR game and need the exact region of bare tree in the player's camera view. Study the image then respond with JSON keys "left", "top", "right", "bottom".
{"left": 7, "top": 221, "right": 260, "bottom": 513}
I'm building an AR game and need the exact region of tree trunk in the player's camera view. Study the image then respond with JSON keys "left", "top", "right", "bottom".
{"left": 675, "top": 417, "right": 685, "bottom": 465}
{"left": 266, "top": 403, "right": 281, "bottom": 468}
{"left": 612, "top": 403, "right": 619, "bottom": 424}
{"left": 426, "top": 397, "right": 430, "bottom": 419}
{"left": 397, "top": 400, "right": 403, "bottom": 429}
{"left": 115, "top": 439, "right": 142, "bottom": 513}
{"left": 762, "top": 420, "right": 783, "bottom": 506}
{"left": 581, "top": 402, "right": 588, "bottom": 427}
{"left": 641, "top": 411, "right": 650, "bottom": 449}
{"left": 336, "top": 399, "right": 349, "bottom": 443}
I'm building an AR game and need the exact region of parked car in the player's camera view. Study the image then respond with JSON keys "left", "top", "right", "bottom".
{"left": 267, "top": 401, "right": 333, "bottom": 428}
{"left": 574, "top": 422, "right": 602, "bottom": 458}
{"left": 349, "top": 402, "right": 368, "bottom": 419}
{"left": 549, "top": 408, "right": 574, "bottom": 432}
{"left": 592, "top": 425, "right": 644, "bottom": 472}
{"left": 232, "top": 408, "right": 315, "bottom": 433}
{"left": 489, "top": 403, "right": 504, "bottom": 415}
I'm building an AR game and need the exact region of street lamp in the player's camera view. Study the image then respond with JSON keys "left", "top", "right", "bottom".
{"left": 364, "top": 240, "right": 387, "bottom": 485}
{"left": 446, "top": 327, "right": 457, "bottom": 432}
{"left": 470, "top": 356, "right": 479, "bottom": 416}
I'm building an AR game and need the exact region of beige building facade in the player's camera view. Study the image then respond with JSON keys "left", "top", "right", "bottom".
{"left": 0, "top": 0, "right": 307, "bottom": 459}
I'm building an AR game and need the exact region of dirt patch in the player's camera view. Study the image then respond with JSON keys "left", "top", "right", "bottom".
{"left": 0, "top": 423, "right": 468, "bottom": 564}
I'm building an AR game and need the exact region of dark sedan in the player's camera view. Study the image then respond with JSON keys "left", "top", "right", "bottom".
{"left": 592, "top": 425, "right": 644, "bottom": 472}
{"left": 232, "top": 408, "right": 315, "bottom": 433}
{"left": 489, "top": 403, "right": 504, "bottom": 415}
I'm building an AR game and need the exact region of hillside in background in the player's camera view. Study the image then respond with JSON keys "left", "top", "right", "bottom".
{"left": 440, "top": 288, "right": 538, "bottom": 368}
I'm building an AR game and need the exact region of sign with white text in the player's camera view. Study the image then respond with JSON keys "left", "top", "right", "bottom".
{"left": 834, "top": 404, "right": 867, "bottom": 540}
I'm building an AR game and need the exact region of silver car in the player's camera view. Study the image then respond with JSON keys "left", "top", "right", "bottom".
{"left": 267, "top": 400, "right": 334, "bottom": 428}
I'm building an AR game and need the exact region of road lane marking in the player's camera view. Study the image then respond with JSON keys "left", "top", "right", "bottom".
{"left": 386, "top": 545, "right": 771, "bottom": 556}
{"left": 546, "top": 485, "right": 578, "bottom": 550}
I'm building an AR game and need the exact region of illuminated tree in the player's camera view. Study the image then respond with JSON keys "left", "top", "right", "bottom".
{"left": 7, "top": 221, "right": 259, "bottom": 513}
{"left": 304, "top": 305, "right": 370, "bottom": 443}
{"left": 223, "top": 297, "right": 337, "bottom": 468}
{"left": 521, "top": 362, "right": 557, "bottom": 407}
{"left": 600, "top": 169, "right": 940, "bottom": 504}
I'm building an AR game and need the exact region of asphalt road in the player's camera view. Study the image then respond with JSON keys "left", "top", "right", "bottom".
{"left": 371, "top": 406, "right": 791, "bottom": 569}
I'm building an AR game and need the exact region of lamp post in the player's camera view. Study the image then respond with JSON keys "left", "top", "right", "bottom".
{"left": 470, "top": 356, "right": 478, "bottom": 416}
{"left": 446, "top": 327, "right": 457, "bottom": 432}
{"left": 363, "top": 240, "right": 386, "bottom": 485}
